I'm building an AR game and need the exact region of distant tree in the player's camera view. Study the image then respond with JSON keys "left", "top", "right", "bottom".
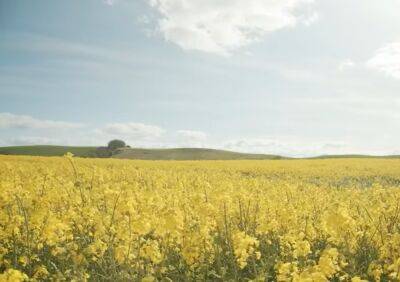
{"left": 107, "top": 139, "right": 126, "bottom": 151}
{"left": 93, "top": 146, "right": 112, "bottom": 158}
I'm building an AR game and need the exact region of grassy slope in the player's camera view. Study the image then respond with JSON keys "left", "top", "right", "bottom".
{"left": 0, "top": 146, "right": 283, "bottom": 160}
{"left": 0, "top": 145, "right": 96, "bottom": 157}
{"left": 1, "top": 145, "right": 398, "bottom": 160}
{"left": 112, "top": 147, "right": 284, "bottom": 160}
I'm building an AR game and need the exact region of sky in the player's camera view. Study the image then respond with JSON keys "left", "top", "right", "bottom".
{"left": 1, "top": 0, "right": 400, "bottom": 157}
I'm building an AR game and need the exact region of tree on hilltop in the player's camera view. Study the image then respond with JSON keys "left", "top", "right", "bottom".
{"left": 107, "top": 139, "right": 126, "bottom": 151}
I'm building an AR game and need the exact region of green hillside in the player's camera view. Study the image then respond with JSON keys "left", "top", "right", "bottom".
{"left": 0, "top": 145, "right": 283, "bottom": 160}
{"left": 0, "top": 145, "right": 96, "bottom": 157}
{"left": 1, "top": 145, "right": 398, "bottom": 160}
{"left": 112, "top": 147, "right": 284, "bottom": 160}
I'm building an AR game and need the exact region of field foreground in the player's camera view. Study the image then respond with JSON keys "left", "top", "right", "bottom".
{"left": 1, "top": 156, "right": 400, "bottom": 281}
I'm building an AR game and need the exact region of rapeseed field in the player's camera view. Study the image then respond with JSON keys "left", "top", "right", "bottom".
{"left": 1, "top": 154, "right": 400, "bottom": 281}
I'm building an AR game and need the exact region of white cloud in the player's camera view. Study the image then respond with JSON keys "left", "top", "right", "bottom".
{"left": 301, "top": 11, "right": 319, "bottom": 26}
{"left": 100, "top": 122, "right": 165, "bottom": 140}
{"left": 104, "top": 0, "right": 117, "bottom": 6}
{"left": 147, "top": 0, "right": 318, "bottom": 55}
{"left": 366, "top": 42, "right": 400, "bottom": 79}
{"left": 137, "top": 15, "right": 151, "bottom": 25}
{"left": 338, "top": 59, "right": 355, "bottom": 71}
{"left": 0, "top": 112, "right": 84, "bottom": 130}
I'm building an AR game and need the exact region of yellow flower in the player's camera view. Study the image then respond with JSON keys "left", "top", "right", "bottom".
{"left": 294, "top": 240, "right": 311, "bottom": 258}
{"left": 0, "top": 269, "right": 28, "bottom": 281}
{"left": 141, "top": 276, "right": 155, "bottom": 282}
{"left": 351, "top": 276, "right": 368, "bottom": 282}
{"left": 141, "top": 240, "right": 163, "bottom": 264}
{"left": 318, "top": 248, "right": 340, "bottom": 278}
{"left": 33, "top": 265, "right": 49, "bottom": 279}
{"left": 232, "top": 231, "right": 259, "bottom": 269}
{"left": 64, "top": 152, "right": 74, "bottom": 158}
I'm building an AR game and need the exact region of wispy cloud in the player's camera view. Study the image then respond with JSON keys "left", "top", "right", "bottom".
{"left": 99, "top": 122, "right": 165, "bottom": 140}
{"left": 176, "top": 130, "right": 207, "bottom": 147}
{"left": 0, "top": 112, "right": 84, "bottom": 130}
{"left": 0, "top": 33, "right": 156, "bottom": 71}
{"left": 366, "top": 42, "right": 400, "bottom": 79}
{"left": 5, "top": 34, "right": 126, "bottom": 64}
{"left": 301, "top": 11, "right": 319, "bottom": 26}
{"left": 3, "top": 136, "right": 57, "bottom": 146}
{"left": 220, "top": 137, "right": 392, "bottom": 157}
{"left": 338, "top": 59, "right": 355, "bottom": 71}
{"left": 177, "top": 130, "right": 207, "bottom": 141}
{"left": 146, "top": 0, "right": 318, "bottom": 55}
{"left": 103, "top": 0, "right": 117, "bottom": 6}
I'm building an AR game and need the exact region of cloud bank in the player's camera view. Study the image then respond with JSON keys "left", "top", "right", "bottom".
{"left": 2, "top": 113, "right": 399, "bottom": 157}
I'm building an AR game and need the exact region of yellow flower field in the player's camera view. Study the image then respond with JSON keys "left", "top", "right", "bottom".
{"left": 1, "top": 155, "right": 400, "bottom": 281}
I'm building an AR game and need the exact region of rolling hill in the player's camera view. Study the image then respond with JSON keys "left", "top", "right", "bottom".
{"left": 1, "top": 145, "right": 398, "bottom": 160}
{"left": 112, "top": 147, "right": 283, "bottom": 160}
{"left": 0, "top": 145, "right": 284, "bottom": 160}
{"left": 0, "top": 145, "right": 97, "bottom": 157}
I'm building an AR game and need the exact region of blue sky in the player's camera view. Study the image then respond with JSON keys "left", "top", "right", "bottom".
{"left": 1, "top": 0, "right": 400, "bottom": 156}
